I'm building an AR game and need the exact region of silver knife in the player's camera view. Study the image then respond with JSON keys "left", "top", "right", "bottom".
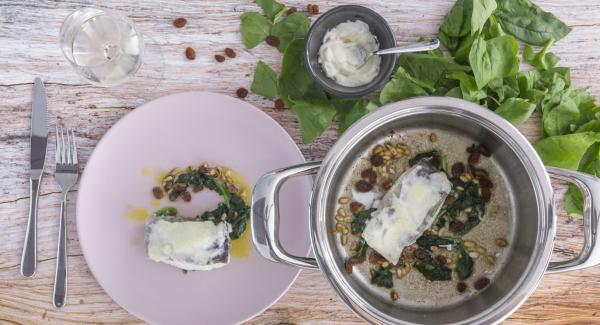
{"left": 21, "top": 77, "right": 48, "bottom": 277}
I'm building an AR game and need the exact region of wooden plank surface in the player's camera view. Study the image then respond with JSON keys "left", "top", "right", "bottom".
{"left": 1, "top": 0, "right": 600, "bottom": 324}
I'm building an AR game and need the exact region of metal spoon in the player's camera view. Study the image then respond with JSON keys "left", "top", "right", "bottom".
{"left": 355, "top": 38, "right": 440, "bottom": 68}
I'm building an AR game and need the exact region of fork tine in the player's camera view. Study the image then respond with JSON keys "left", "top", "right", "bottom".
{"left": 66, "top": 128, "right": 72, "bottom": 165}
{"left": 60, "top": 126, "right": 66, "bottom": 165}
{"left": 70, "top": 129, "right": 78, "bottom": 165}
{"left": 55, "top": 125, "right": 60, "bottom": 165}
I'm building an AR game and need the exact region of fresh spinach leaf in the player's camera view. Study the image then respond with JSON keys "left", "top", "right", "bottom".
{"left": 414, "top": 259, "right": 452, "bottom": 281}
{"left": 440, "top": 0, "right": 496, "bottom": 37}
{"left": 272, "top": 12, "right": 311, "bottom": 53}
{"left": 543, "top": 93, "right": 579, "bottom": 137}
{"left": 397, "top": 53, "right": 469, "bottom": 89}
{"left": 256, "top": 0, "right": 286, "bottom": 22}
{"left": 278, "top": 38, "right": 326, "bottom": 106}
{"left": 290, "top": 99, "right": 337, "bottom": 143}
{"left": 380, "top": 68, "right": 429, "bottom": 105}
{"left": 523, "top": 39, "right": 559, "bottom": 70}
{"left": 240, "top": 12, "right": 272, "bottom": 49}
{"left": 333, "top": 99, "right": 369, "bottom": 135}
{"left": 533, "top": 132, "right": 600, "bottom": 170}
{"left": 563, "top": 143, "right": 600, "bottom": 218}
{"left": 469, "top": 35, "right": 519, "bottom": 89}
{"left": 449, "top": 71, "right": 487, "bottom": 102}
{"left": 495, "top": 0, "right": 571, "bottom": 46}
{"left": 370, "top": 267, "right": 394, "bottom": 288}
{"left": 351, "top": 208, "right": 376, "bottom": 234}
{"left": 251, "top": 61, "right": 278, "bottom": 99}
{"left": 494, "top": 98, "right": 536, "bottom": 126}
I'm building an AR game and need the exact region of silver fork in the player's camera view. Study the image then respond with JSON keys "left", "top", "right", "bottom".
{"left": 53, "top": 126, "right": 78, "bottom": 308}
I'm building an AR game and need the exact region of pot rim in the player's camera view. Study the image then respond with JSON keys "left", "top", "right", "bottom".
{"left": 309, "top": 97, "right": 556, "bottom": 325}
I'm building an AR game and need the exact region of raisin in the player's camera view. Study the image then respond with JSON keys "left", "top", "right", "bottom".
{"left": 214, "top": 54, "right": 225, "bottom": 62}
{"left": 355, "top": 180, "right": 373, "bottom": 192}
{"left": 192, "top": 185, "right": 204, "bottom": 193}
{"left": 224, "top": 48, "right": 236, "bottom": 58}
{"left": 369, "top": 251, "right": 387, "bottom": 264}
{"left": 287, "top": 6, "right": 297, "bottom": 14}
{"left": 181, "top": 191, "right": 192, "bottom": 202}
{"left": 274, "top": 99, "right": 285, "bottom": 110}
{"left": 344, "top": 256, "right": 365, "bottom": 274}
{"left": 307, "top": 3, "right": 319, "bottom": 14}
{"left": 236, "top": 87, "right": 248, "bottom": 98}
{"left": 173, "top": 17, "right": 187, "bottom": 28}
{"left": 350, "top": 202, "right": 364, "bottom": 214}
{"left": 382, "top": 178, "right": 393, "bottom": 190}
{"left": 468, "top": 152, "right": 480, "bottom": 164}
{"left": 185, "top": 47, "right": 196, "bottom": 60}
{"left": 477, "top": 143, "right": 491, "bottom": 157}
{"left": 172, "top": 183, "right": 187, "bottom": 192}
{"left": 152, "top": 187, "right": 164, "bottom": 199}
{"left": 457, "top": 282, "right": 467, "bottom": 293}
{"left": 414, "top": 248, "right": 430, "bottom": 260}
{"left": 370, "top": 154, "right": 384, "bottom": 167}
{"left": 435, "top": 255, "right": 447, "bottom": 265}
{"left": 469, "top": 165, "right": 489, "bottom": 179}
{"left": 451, "top": 162, "right": 465, "bottom": 177}
{"left": 265, "top": 35, "right": 280, "bottom": 47}
{"left": 449, "top": 221, "right": 465, "bottom": 233}
{"left": 474, "top": 277, "right": 490, "bottom": 290}
{"left": 361, "top": 169, "right": 377, "bottom": 185}
{"left": 481, "top": 187, "right": 492, "bottom": 202}
{"left": 478, "top": 176, "right": 493, "bottom": 189}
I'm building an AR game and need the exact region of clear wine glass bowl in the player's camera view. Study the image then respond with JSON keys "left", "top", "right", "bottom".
{"left": 59, "top": 8, "right": 144, "bottom": 87}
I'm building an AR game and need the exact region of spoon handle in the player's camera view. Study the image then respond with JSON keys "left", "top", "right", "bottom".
{"left": 376, "top": 38, "right": 440, "bottom": 55}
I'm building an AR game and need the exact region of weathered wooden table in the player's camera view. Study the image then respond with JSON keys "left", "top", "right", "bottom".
{"left": 2, "top": 1, "right": 600, "bottom": 324}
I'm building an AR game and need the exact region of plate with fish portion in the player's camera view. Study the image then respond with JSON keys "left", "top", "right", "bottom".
{"left": 77, "top": 92, "right": 312, "bottom": 325}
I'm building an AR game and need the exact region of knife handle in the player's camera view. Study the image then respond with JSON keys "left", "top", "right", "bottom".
{"left": 21, "top": 178, "right": 40, "bottom": 277}
{"left": 53, "top": 195, "right": 68, "bottom": 308}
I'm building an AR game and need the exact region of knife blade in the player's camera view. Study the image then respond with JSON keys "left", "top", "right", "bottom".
{"left": 21, "top": 77, "right": 48, "bottom": 277}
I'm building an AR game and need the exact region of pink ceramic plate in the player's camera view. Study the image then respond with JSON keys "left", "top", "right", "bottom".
{"left": 77, "top": 92, "right": 312, "bottom": 325}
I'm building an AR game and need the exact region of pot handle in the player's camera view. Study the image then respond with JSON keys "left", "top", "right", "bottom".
{"left": 547, "top": 167, "right": 600, "bottom": 273}
{"left": 251, "top": 161, "right": 321, "bottom": 270}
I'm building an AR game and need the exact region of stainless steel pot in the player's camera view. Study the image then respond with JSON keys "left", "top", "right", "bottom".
{"left": 251, "top": 97, "right": 600, "bottom": 324}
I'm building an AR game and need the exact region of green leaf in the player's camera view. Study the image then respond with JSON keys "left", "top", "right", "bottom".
{"left": 449, "top": 71, "right": 487, "bottom": 102}
{"left": 456, "top": 246, "right": 474, "bottom": 280}
{"left": 533, "top": 132, "right": 600, "bottom": 170}
{"left": 334, "top": 99, "right": 369, "bottom": 135}
{"left": 251, "top": 61, "right": 278, "bottom": 99}
{"left": 240, "top": 12, "right": 272, "bottom": 49}
{"left": 495, "top": 0, "right": 571, "bottom": 46}
{"left": 397, "top": 53, "right": 470, "bottom": 89}
{"left": 563, "top": 143, "right": 600, "bottom": 218}
{"left": 494, "top": 98, "right": 536, "bottom": 126}
{"left": 278, "top": 39, "right": 326, "bottom": 106}
{"left": 470, "top": 0, "right": 497, "bottom": 34}
{"left": 154, "top": 207, "right": 178, "bottom": 217}
{"left": 564, "top": 185, "right": 584, "bottom": 218}
{"left": 351, "top": 208, "right": 377, "bottom": 234}
{"left": 272, "top": 12, "right": 311, "bottom": 53}
{"left": 414, "top": 259, "right": 452, "bottom": 281}
{"left": 440, "top": 0, "right": 473, "bottom": 37}
{"left": 290, "top": 100, "right": 337, "bottom": 143}
{"left": 469, "top": 35, "right": 519, "bottom": 89}
{"left": 256, "top": 0, "right": 286, "bottom": 22}
{"left": 577, "top": 120, "right": 600, "bottom": 133}
{"left": 446, "top": 87, "right": 463, "bottom": 98}
{"left": 523, "top": 39, "right": 559, "bottom": 70}
{"left": 370, "top": 266, "right": 394, "bottom": 288}
{"left": 543, "top": 94, "right": 579, "bottom": 137}
{"left": 354, "top": 239, "right": 369, "bottom": 258}
{"left": 380, "top": 67, "right": 429, "bottom": 105}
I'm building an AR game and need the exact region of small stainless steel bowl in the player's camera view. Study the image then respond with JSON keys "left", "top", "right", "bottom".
{"left": 304, "top": 5, "right": 397, "bottom": 98}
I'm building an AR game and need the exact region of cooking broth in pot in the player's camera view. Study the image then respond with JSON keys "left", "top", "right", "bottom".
{"left": 335, "top": 128, "right": 513, "bottom": 307}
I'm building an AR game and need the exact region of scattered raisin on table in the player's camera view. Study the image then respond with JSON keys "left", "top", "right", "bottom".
{"left": 307, "top": 4, "right": 319, "bottom": 14}
{"left": 224, "top": 48, "right": 236, "bottom": 58}
{"left": 457, "top": 282, "right": 467, "bottom": 293}
{"left": 355, "top": 180, "right": 373, "bottom": 192}
{"left": 265, "top": 35, "right": 280, "bottom": 47}
{"left": 474, "top": 277, "right": 490, "bottom": 290}
{"left": 173, "top": 18, "right": 187, "bottom": 28}
{"left": 152, "top": 187, "right": 164, "bottom": 199}
{"left": 236, "top": 87, "right": 248, "bottom": 98}
{"left": 287, "top": 7, "right": 297, "bottom": 14}
{"left": 449, "top": 221, "right": 465, "bottom": 233}
{"left": 370, "top": 154, "right": 384, "bottom": 167}
{"left": 214, "top": 54, "right": 225, "bottom": 62}
{"left": 185, "top": 47, "right": 196, "bottom": 60}
{"left": 274, "top": 99, "right": 285, "bottom": 110}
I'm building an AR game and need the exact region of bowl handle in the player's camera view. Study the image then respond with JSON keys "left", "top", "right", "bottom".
{"left": 547, "top": 167, "right": 600, "bottom": 273}
{"left": 251, "top": 162, "right": 321, "bottom": 270}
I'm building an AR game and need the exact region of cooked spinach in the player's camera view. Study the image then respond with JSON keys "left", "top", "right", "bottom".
{"left": 456, "top": 246, "right": 474, "bottom": 280}
{"left": 350, "top": 208, "right": 376, "bottom": 234}
{"left": 154, "top": 207, "right": 178, "bottom": 217}
{"left": 414, "top": 259, "right": 452, "bottom": 281}
{"left": 438, "top": 177, "right": 485, "bottom": 234}
{"left": 200, "top": 194, "right": 250, "bottom": 239}
{"left": 177, "top": 170, "right": 231, "bottom": 208}
{"left": 370, "top": 267, "right": 394, "bottom": 288}
{"left": 408, "top": 150, "right": 441, "bottom": 167}
{"left": 354, "top": 238, "right": 369, "bottom": 258}
{"left": 416, "top": 233, "right": 459, "bottom": 249}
